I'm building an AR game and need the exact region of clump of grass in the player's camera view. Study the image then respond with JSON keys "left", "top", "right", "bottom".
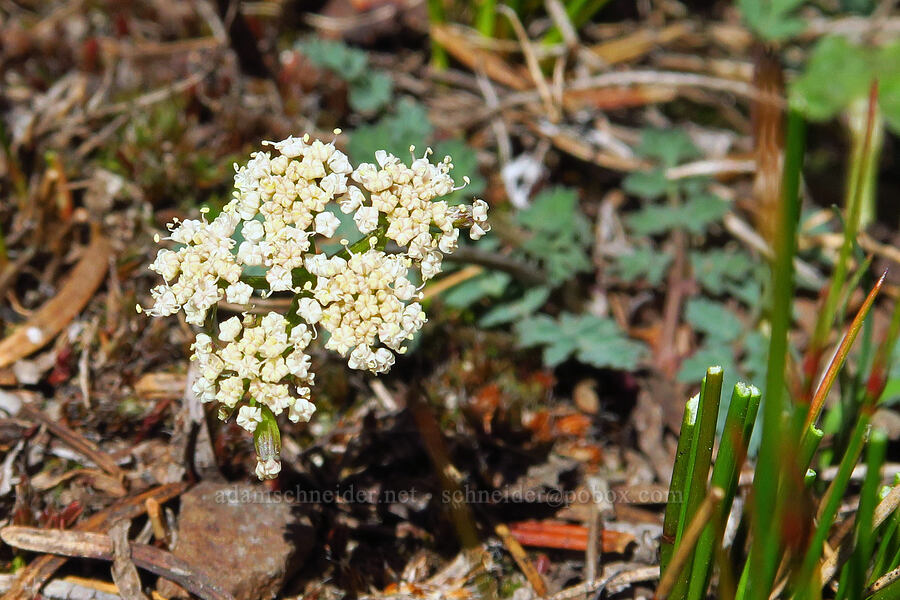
{"left": 658, "top": 82, "right": 899, "bottom": 599}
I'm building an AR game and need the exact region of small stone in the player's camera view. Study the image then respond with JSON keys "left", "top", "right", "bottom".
{"left": 157, "top": 482, "right": 313, "bottom": 600}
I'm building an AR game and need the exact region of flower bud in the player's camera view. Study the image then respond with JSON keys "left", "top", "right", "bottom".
{"left": 253, "top": 405, "right": 282, "bottom": 480}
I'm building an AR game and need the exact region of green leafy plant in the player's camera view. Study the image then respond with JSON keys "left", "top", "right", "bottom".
{"left": 442, "top": 184, "right": 589, "bottom": 317}
{"left": 437, "top": 180, "right": 648, "bottom": 371}
{"left": 516, "top": 186, "right": 592, "bottom": 284}
{"left": 514, "top": 312, "right": 645, "bottom": 370}
{"left": 298, "top": 38, "right": 394, "bottom": 113}
{"left": 613, "top": 245, "right": 672, "bottom": 286}
{"left": 791, "top": 37, "right": 900, "bottom": 131}
{"left": 738, "top": 0, "right": 806, "bottom": 41}
{"left": 614, "top": 128, "right": 768, "bottom": 390}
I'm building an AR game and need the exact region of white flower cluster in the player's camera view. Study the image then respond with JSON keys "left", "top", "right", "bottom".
{"left": 302, "top": 249, "right": 425, "bottom": 373}
{"left": 192, "top": 313, "right": 316, "bottom": 422}
{"left": 142, "top": 133, "right": 489, "bottom": 479}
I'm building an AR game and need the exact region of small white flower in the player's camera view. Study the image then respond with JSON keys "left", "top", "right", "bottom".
{"left": 237, "top": 241, "right": 265, "bottom": 266}
{"left": 147, "top": 285, "right": 179, "bottom": 316}
{"left": 289, "top": 324, "right": 313, "bottom": 348}
{"left": 286, "top": 350, "right": 311, "bottom": 377}
{"left": 149, "top": 249, "right": 180, "bottom": 281}
{"left": 288, "top": 396, "right": 316, "bottom": 423}
{"left": 191, "top": 279, "right": 222, "bottom": 311}
{"left": 469, "top": 223, "right": 487, "bottom": 240}
{"left": 236, "top": 191, "right": 260, "bottom": 220}
{"left": 169, "top": 219, "right": 202, "bottom": 244}
{"left": 339, "top": 187, "right": 365, "bottom": 214}
{"left": 320, "top": 173, "right": 348, "bottom": 198}
{"left": 314, "top": 211, "right": 341, "bottom": 237}
{"left": 268, "top": 135, "right": 306, "bottom": 158}
{"left": 242, "top": 220, "right": 265, "bottom": 243}
{"left": 421, "top": 251, "right": 443, "bottom": 280}
{"left": 438, "top": 229, "right": 459, "bottom": 253}
{"left": 225, "top": 281, "right": 253, "bottom": 304}
{"left": 236, "top": 405, "right": 263, "bottom": 432}
{"left": 266, "top": 265, "right": 293, "bottom": 291}
{"left": 297, "top": 298, "right": 322, "bottom": 324}
{"left": 192, "top": 376, "right": 217, "bottom": 403}
{"left": 472, "top": 199, "right": 489, "bottom": 222}
{"left": 219, "top": 316, "right": 242, "bottom": 342}
{"left": 209, "top": 211, "right": 240, "bottom": 239}
{"left": 270, "top": 155, "right": 289, "bottom": 175}
{"left": 304, "top": 254, "right": 329, "bottom": 276}
{"left": 327, "top": 150, "right": 352, "bottom": 174}
{"left": 261, "top": 312, "right": 288, "bottom": 336}
{"left": 260, "top": 357, "right": 289, "bottom": 382}
{"left": 393, "top": 276, "right": 416, "bottom": 301}
{"left": 354, "top": 206, "right": 379, "bottom": 234}
{"left": 348, "top": 345, "right": 373, "bottom": 371}
{"left": 372, "top": 348, "right": 395, "bottom": 373}
{"left": 216, "top": 376, "right": 245, "bottom": 407}
{"left": 255, "top": 457, "right": 282, "bottom": 480}
{"left": 193, "top": 333, "right": 213, "bottom": 352}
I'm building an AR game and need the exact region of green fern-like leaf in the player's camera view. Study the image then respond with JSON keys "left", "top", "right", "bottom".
{"left": 515, "top": 312, "right": 645, "bottom": 369}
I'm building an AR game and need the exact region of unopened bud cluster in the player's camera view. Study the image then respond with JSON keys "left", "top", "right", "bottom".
{"left": 142, "top": 134, "right": 489, "bottom": 479}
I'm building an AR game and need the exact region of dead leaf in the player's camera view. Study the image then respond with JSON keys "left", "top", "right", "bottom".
{"left": 0, "top": 233, "right": 111, "bottom": 369}
{"left": 134, "top": 372, "right": 187, "bottom": 400}
{"left": 562, "top": 86, "right": 678, "bottom": 111}
{"left": 553, "top": 413, "right": 592, "bottom": 438}
{"left": 589, "top": 23, "right": 693, "bottom": 65}
{"left": 430, "top": 24, "right": 530, "bottom": 91}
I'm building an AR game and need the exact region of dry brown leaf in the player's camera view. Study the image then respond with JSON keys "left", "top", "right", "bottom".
{"left": 561, "top": 86, "right": 678, "bottom": 111}
{"left": 430, "top": 24, "right": 531, "bottom": 91}
{"left": 134, "top": 372, "right": 188, "bottom": 400}
{"left": 589, "top": 23, "right": 693, "bottom": 64}
{"left": 0, "top": 234, "right": 111, "bottom": 369}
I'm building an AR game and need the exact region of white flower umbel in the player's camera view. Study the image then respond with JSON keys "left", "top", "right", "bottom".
{"left": 144, "top": 133, "right": 489, "bottom": 479}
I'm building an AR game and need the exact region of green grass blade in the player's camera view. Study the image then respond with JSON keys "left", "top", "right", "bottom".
{"left": 871, "top": 495, "right": 900, "bottom": 584}
{"left": 658, "top": 487, "right": 726, "bottom": 600}
{"left": 804, "top": 271, "right": 886, "bottom": 434}
{"left": 844, "top": 429, "right": 888, "bottom": 600}
{"left": 748, "top": 109, "right": 805, "bottom": 600}
{"left": 427, "top": 0, "right": 449, "bottom": 69}
{"left": 670, "top": 367, "right": 724, "bottom": 600}
{"left": 805, "top": 469, "right": 817, "bottom": 486}
{"left": 542, "top": 0, "right": 588, "bottom": 44}
{"left": 686, "top": 382, "right": 758, "bottom": 600}
{"left": 474, "top": 0, "right": 496, "bottom": 36}
{"left": 800, "top": 425, "right": 825, "bottom": 471}
{"left": 661, "top": 393, "right": 700, "bottom": 576}
{"left": 809, "top": 84, "right": 879, "bottom": 371}
{"left": 796, "top": 416, "right": 871, "bottom": 596}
